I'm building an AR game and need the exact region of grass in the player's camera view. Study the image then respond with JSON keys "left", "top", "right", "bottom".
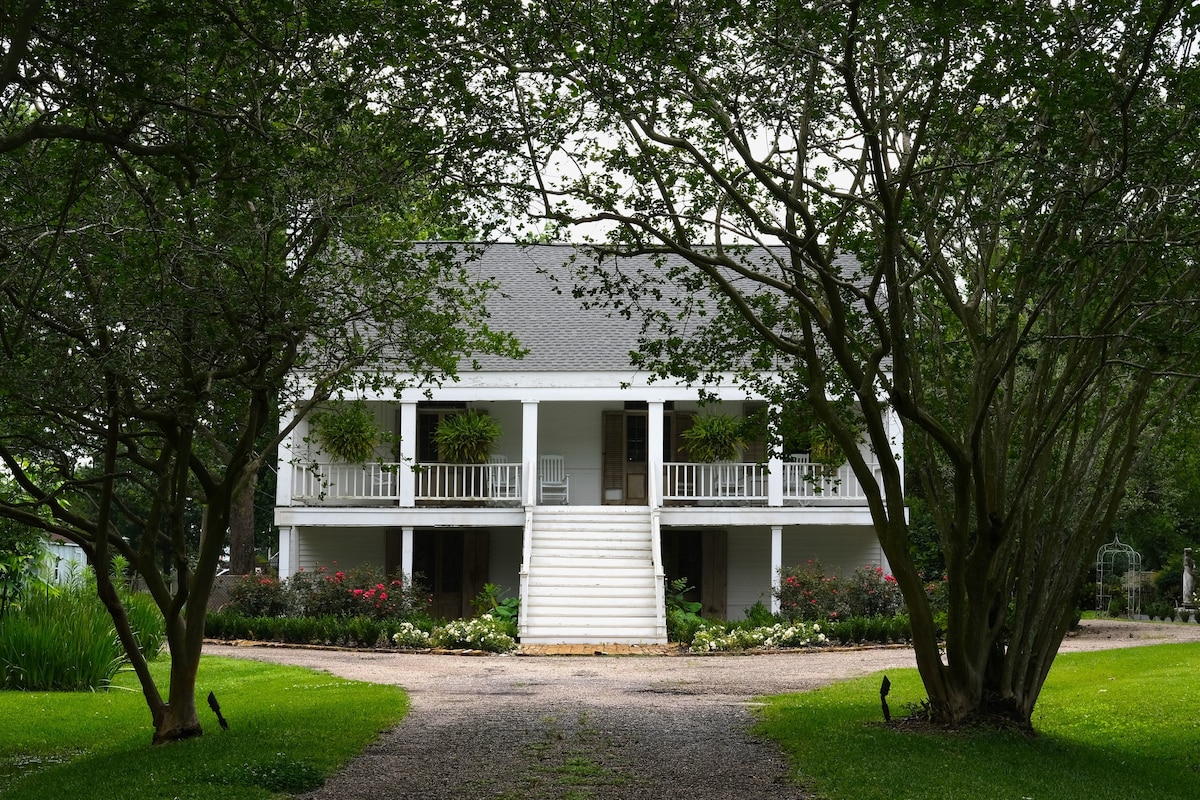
{"left": 0, "top": 655, "right": 407, "bottom": 799}
{"left": 756, "top": 643, "right": 1200, "bottom": 800}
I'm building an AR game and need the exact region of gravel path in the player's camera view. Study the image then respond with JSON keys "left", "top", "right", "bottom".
{"left": 204, "top": 620, "right": 1200, "bottom": 800}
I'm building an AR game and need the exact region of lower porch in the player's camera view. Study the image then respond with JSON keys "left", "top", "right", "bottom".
{"left": 277, "top": 508, "right": 885, "bottom": 644}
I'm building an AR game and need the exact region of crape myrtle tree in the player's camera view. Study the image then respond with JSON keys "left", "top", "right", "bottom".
{"left": 0, "top": 1, "right": 518, "bottom": 743}
{"left": 462, "top": 0, "right": 1200, "bottom": 727}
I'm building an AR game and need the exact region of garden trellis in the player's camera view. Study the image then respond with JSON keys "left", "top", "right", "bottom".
{"left": 1095, "top": 536, "right": 1142, "bottom": 617}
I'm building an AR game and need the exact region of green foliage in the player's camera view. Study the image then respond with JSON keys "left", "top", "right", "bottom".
{"left": 309, "top": 402, "right": 386, "bottom": 464}
{"left": 775, "top": 562, "right": 905, "bottom": 623}
{"left": 471, "top": 582, "right": 520, "bottom": 637}
{"left": 465, "top": 0, "right": 1200, "bottom": 726}
{"left": 743, "top": 600, "right": 777, "bottom": 627}
{"left": 0, "top": 0, "right": 517, "bottom": 739}
{"left": 665, "top": 577, "right": 705, "bottom": 643}
{"left": 225, "top": 564, "right": 429, "bottom": 622}
{"left": 429, "top": 615, "right": 518, "bottom": 652}
{"left": 775, "top": 561, "right": 839, "bottom": 622}
{"left": 227, "top": 576, "right": 289, "bottom": 617}
{"left": 757, "top": 645, "right": 1200, "bottom": 800}
{"left": 681, "top": 413, "right": 745, "bottom": 462}
{"left": 1154, "top": 555, "right": 1185, "bottom": 603}
{"left": 0, "top": 575, "right": 163, "bottom": 691}
{"left": 0, "top": 584, "right": 124, "bottom": 691}
{"left": 0, "top": 514, "right": 46, "bottom": 617}
{"left": 0, "top": 656, "right": 408, "bottom": 799}
{"left": 432, "top": 410, "right": 502, "bottom": 463}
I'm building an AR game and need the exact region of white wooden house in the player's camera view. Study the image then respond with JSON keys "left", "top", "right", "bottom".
{"left": 274, "top": 243, "right": 900, "bottom": 644}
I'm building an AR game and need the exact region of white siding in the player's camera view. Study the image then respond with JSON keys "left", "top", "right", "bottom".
{"left": 537, "top": 402, "right": 605, "bottom": 505}
{"left": 489, "top": 527, "right": 523, "bottom": 598}
{"left": 727, "top": 528, "right": 772, "bottom": 620}
{"left": 782, "top": 526, "right": 884, "bottom": 577}
{"left": 297, "top": 527, "right": 386, "bottom": 572}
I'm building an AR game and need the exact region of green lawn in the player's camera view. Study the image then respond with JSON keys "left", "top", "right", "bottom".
{"left": 756, "top": 643, "right": 1200, "bottom": 800}
{"left": 0, "top": 656, "right": 407, "bottom": 799}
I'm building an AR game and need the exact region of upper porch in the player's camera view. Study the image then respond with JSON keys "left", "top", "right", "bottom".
{"left": 276, "top": 393, "right": 900, "bottom": 517}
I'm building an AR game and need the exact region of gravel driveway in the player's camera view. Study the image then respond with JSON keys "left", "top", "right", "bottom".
{"left": 204, "top": 620, "right": 1200, "bottom": 800}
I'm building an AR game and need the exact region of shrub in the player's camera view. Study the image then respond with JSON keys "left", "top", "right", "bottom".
{"left": 392, "top": 621, "right": 432, "bottom": 649}
{"left": 430, "top": 614, "right": 517, "bottom": 652}
{"left": 226, "top": 564, "right": 430, "bottom": 621}
{"left": 471, "top": 582, "right": 520, "bottom": 637}
{"left": 667, "top": 607, "right": 708, "bottom": 644}
{"left": 665, "top": 577, "right": 705, "bottom": 643}
{"left": 775, "top": 560, "right": 839, "bottom": 621}
{"left": 228, "top": 575, "right": 289, "bottom": 617}
{"left": 689, "top": 621, "right": 827, "bottom": 652}
{"left": 123, "top": 589, "right": 166, "bottom": 660}
{"left": 836, "top": 566, "right": 904, "bottom": 618}
{"left": 743, "top": 600, "right": 778, "bottom": 627}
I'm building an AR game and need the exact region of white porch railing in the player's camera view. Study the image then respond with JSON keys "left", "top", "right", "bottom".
{"left": 292, "top": 462, "right": 522, "bottom": 504}
{"left": 781, "top": 461, "right": 879, "bottom": 500}
{"left": 661, "top": 461, "right": 882, "bottom": 503}
{"left": 662, "top": 462, "right": 768, "bottom": 502}
{"left": 292, "top": 462, "right": 400, "bottom": 501}
{"left": 415, "top": 462, "right": 522, "bottom": 503}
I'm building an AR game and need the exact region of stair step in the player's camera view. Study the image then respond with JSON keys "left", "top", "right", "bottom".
{"left": 521, "top": 507, "right": 663, "bottom": 644}
{"left": 525, "top": 599, "right": 657, "bottom": 614}
{"left": 525, "top": 584, "right": 657, "bottom": 597}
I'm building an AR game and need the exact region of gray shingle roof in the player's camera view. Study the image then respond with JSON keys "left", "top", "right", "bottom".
{"left": 445, "top": 242, "right": 878, "bottom": 374}
{"left": 461, "top": 242, "right": 651, "bottom": 372}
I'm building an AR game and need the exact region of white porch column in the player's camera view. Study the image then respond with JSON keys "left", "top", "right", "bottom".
{"left": 522, "top": 400, "right": 539, "bottom": 505}
{"left": 647, "top": 400, "right": 664, "bottom": 509}
{"left": 769, "top": 525, "right": 783, "bottom": 614}
{"left": 276, "top": 407, "right": 296, "bottom": 506}
{"left": 767, "top": 402, "right": 783, "bottom": 506}
{"left": 401, "top": 526, "right": 414, "bottom": 579}
{"left": 278, "top": 526, "right": 299, "bottom": 579}
{"left": 398, "top": 401, "right": 417, "bottom": 507}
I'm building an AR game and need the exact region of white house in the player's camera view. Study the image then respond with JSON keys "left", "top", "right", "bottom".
{"left": 274, "top": 243, "right": 900, "bottom": 644}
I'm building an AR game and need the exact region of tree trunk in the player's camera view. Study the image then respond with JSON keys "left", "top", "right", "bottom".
{"left": 150, "top": 609, "right": 208, "bottom": 743}
{"left": 228, "top": 470, "right": 258, "bottom": 575}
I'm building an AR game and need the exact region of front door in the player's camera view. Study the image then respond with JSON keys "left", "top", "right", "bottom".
{"left": 603, "top": 408, "right": 692, "bottom": 505}
{"left": 603, "top": 410, "right": 648, "bottom": 505}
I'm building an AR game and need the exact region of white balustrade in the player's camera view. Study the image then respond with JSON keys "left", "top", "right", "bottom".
{"left": 292, "top": 461, "right": 522, "bottom": 504}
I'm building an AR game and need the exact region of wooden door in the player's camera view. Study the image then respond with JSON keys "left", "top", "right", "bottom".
{"left": 602, "top": 410, "right": 649, "bottom": 505}
{"left": 412, "top": 530, "right": 489, "bottom": 619}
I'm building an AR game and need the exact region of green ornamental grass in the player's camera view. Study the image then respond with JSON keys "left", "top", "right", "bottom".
{"left": 756, "top": 643, "right": 1200, "bottom": 800}
{"left": 0, "top": 656, "right": 407, "bottom": 800}
{"left": 0, "top": 580, "right": 167, "bottom": 691}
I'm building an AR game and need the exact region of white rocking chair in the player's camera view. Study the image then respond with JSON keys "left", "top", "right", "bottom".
{"left": 538, "top": 455, "right": 570, "bottom": 504}
{"left": 487, "top": 455, "right": 519, "bottom": 504}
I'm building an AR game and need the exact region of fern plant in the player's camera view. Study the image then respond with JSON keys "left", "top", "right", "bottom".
{"left": 433, "top": 410, "right": 500, "bottom": 464}
{"left": 309, "top": 401, "right": 384, "bottom": 464}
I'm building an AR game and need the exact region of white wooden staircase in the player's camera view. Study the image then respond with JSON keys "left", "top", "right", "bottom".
{"left": 519, "top": 506, "right": 666, "bottom": 645}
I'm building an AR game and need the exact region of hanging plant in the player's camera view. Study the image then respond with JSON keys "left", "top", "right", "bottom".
{"left": 682, "top": 413, "right": 746, "bottom": 462}
{"left": 808, "top": 424, "right": 847, "bottom": 468}
{"left": 309, "top": 401, "right": 383, "bottom": 464}
{"left": 433, "top": 410, "right": 501, "bottom": 464}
